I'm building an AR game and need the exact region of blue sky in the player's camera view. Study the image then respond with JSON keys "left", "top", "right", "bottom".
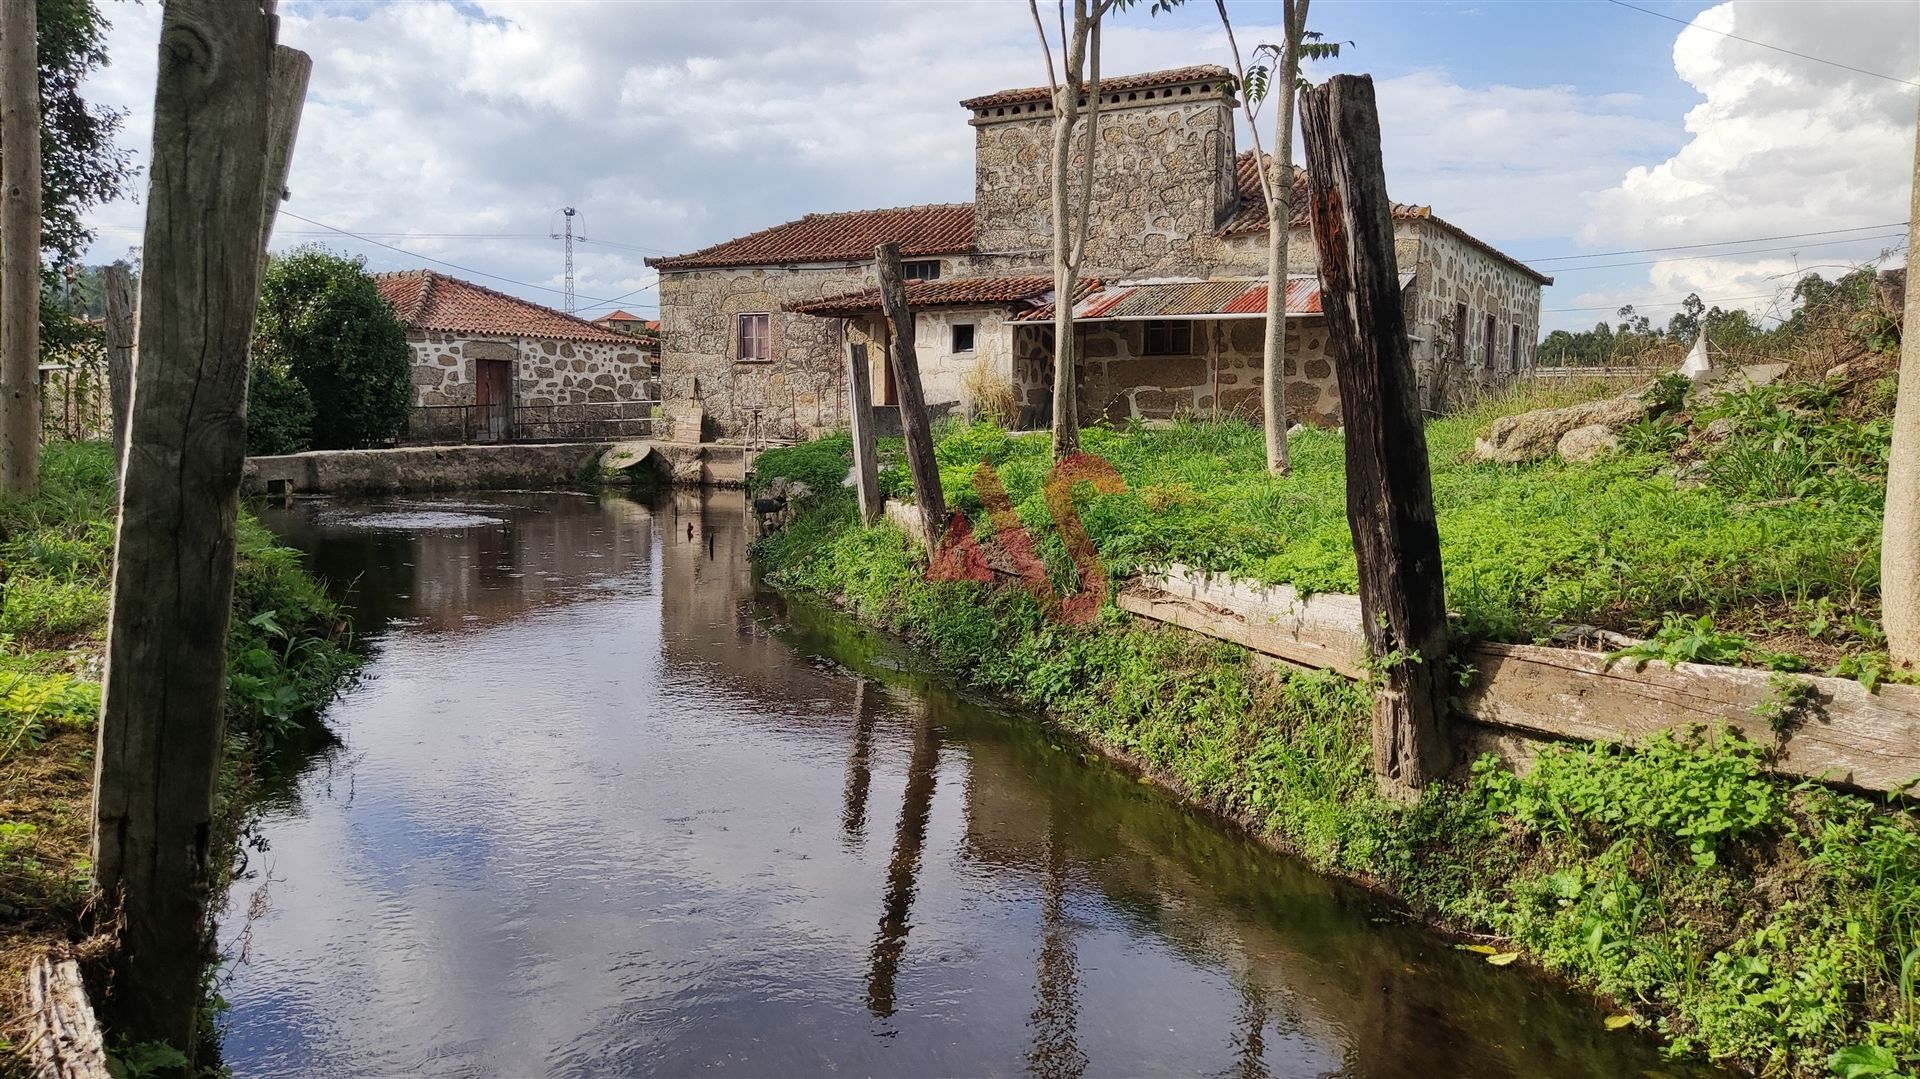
{"left": 77, "top": 0, "right": 1919, "bottom": 335}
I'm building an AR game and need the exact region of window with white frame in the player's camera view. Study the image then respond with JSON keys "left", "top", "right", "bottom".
{"left": 737, "top": 313, "right": 770, "bottom": 362}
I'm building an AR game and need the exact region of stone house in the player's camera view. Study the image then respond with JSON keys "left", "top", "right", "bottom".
{"left": 648, "top": 65, "right": 1550, "bottom": 440}
{"left": 373, "top": 270, "right": 656, "bottom": 443}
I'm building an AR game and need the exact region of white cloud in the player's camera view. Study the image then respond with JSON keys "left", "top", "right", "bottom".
{"left": 1580, "top": 0, "right": 1919, "bottom": 314}
{"left": 77, "top": 1, "right": 1672, "bottom": 320}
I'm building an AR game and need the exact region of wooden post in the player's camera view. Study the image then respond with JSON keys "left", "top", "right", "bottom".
{"left": 1299, "top": 74, "right": 1452, "bottom": 799}
{"left": 843, "top": 323, "right": 882, "bottom": 527}
{"left": 0, "top": 0, "right": 41, "bottom": 494}
{"left": 90, "top": 4, "right": 307, "bottom": 1052}
{"left": 103, "top": 265, "right": 135, "bottom": 481}
{"left": 874, "top": 242, "right": 945, "bottom": 550}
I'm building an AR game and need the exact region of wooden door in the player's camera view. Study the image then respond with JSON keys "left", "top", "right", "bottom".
{"left": 475, "top": 358, "right": 512, "bottom": 441}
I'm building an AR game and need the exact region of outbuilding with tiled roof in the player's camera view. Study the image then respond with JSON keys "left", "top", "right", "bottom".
{"left": 372, "top": 270, "right": 656, "bottom": 444}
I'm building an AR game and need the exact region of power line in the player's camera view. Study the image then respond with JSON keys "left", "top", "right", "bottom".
{"left": 278, "top": 209, "right": 650, "bottom": 308}
{"left": 1546, "top": 289, "right": 1782, "bottom": 314}
{"left": 1604, "top": 0, "right": 1920, "bottom": 88}
{"left": 1542, "top": 231, "right": 1909, "bottom": 273}
{"left": 1523, "top": 221, "right": 1912, "bottom": 263}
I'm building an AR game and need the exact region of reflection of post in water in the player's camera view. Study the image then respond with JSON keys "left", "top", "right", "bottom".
{"left": 1230, "top": 980, "right": 1271, "bottom": 1079}
{"left": 1026, "top": 826, "right": 1087, "bottom": 1078}
{"left": 865, "top": 705, "right": 939, "bottom": 1019}
{"left": 842, "top": 678, "right": 878, "bottom": 843}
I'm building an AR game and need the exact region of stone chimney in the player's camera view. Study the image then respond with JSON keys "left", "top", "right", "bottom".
{"left": 962, "top": 65, "right": 1238, "bottom": 280}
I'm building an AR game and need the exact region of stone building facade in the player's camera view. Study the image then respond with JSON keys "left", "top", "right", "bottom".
{"left": 649, "top": 65, "right": 1550, "bottom": 440}
{"left": 375, "top": 270, "right": 655, "bottom": 443}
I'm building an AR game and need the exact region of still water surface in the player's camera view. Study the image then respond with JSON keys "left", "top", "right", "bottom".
{"left": 225, "top": 489, "right": 1703, "bottom": 1078}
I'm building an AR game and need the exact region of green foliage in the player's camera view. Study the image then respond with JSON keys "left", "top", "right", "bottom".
{"left": 1605, "top": 614, "right": 1797, "bottom": 671}
{"left": 0, "top": 670, "right": 97, "bottom": 758}
{"left": 36, "top": 0, "right": 134, "bottom": 265}
{"left": 1696, "top": 381, "right": 1891, "bottom": 506}
{"left": 245, "top": 358, "right": 316, "bottom": 456}
{"left": 753, "top": 424, "right": 1920, "bottom": 1076}
{"left": 253, "top": 246, "right": 412, "bottom": 451}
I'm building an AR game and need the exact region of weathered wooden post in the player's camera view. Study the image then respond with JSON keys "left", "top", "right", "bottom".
{"left": 842, "top": 324, "right": 882, "bottom": 526}
{"left": 90, "top": 2, "right": 309, "bottom": 1052}
{"left": 103, "top": 265, "right": 135, "bottom": 481}
{"left": 874, "top": 242, "right": 945, "bottom": 550}
{"left": 1299, "top": 74, "right": 1452, "bottom": 798}
{"left": 0, "top": 0, "right": 41, "bottom": 495}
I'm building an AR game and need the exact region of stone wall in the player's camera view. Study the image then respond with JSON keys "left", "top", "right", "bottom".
{"left": 1403, "top": 219, "right": 1547, "bottom": 407}
{"left": 971, "top": 84, "right": 1237, "bottom": 279}
{"left": 1011, "top": 317, "right": 1341, "bottom": 428}
{"left": 844, "top": 305, "right": 1018, "bottom": 419}
{"left": 405, "top": 330, "right": 655, "bottom": 441}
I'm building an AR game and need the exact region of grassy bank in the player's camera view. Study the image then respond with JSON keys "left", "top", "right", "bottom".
{"left": 751, "top": 403, "right": 1917, "bottom": 1077}
{"left": 0, "top": 442, "right": 358, "bottom": 1066}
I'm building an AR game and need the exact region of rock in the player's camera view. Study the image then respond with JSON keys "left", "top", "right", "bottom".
{"left": 1825, "top": 362, "right": 1853, "bottom": 382}
{"left": 1557, "top": 423, "right": 1619, "bottom": 463}
{"left": 1474, "top": 393, "right": 1648, "bottom": 463}
{"left": 1700, "top": 417, "right": 1735, "bottom": 442}
{"left": 786, "top": 481, "right": 813, "bottom": 503}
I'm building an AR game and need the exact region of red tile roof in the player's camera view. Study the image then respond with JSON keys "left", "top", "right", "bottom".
{"left": 1219, "top": 153, "right": 1552, "bottom": 284}
{"left": 960, "top": 65, "right": 1233, "bottom": 110}
{"left": 786, "top": 275, "right": 1097, "bottom": 317}
{"left": 647, "top": 204, "right": 975, "bottom": 271}
{"left": 598, "top": 309, "right": 646, "bottom": 322}
{"left": 373, "top": 270, "right": 637, "bottom": 345}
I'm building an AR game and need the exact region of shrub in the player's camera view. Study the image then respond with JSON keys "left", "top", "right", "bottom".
{"left": 254, "top": 246, "right": 411, "bottom": 450}
{"left": 245, "top": 358, "right": 316, "bottom": 456}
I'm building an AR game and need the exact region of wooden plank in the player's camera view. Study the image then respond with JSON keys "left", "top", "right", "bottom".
{"left": 25, "top": 955, "right": 110, "bottom": 1079}
{"left": 89, "top": 3, "right": 288, "bottom": 1052}
{"left": 874, "top": 242, "right": 945, "bottom": 550}
{"left": 1123, "top": 568, "right": 1920, "bottom": 794}
{"left": 0, "top": 0, "right": 41, "bottom": 494}
{"left": 843, "top": 329, "right": 882, "bottom": 527}
{"left": 102, "top": 265, "right": 135, "bottom": 483}
{"left": 1300, "top": 74, "right": 1452, "bottom": 797}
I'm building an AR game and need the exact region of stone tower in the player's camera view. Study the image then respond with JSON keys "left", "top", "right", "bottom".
{"left": 962, "top": 65, "right": 1239, "bottom": 280}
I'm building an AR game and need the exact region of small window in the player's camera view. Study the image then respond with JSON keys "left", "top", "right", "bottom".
{"left": 901, "top": 260, "right": 942, "bottom": 281}
{"left": 1510, "top": 324, "right": 1522, "bottom": 372}
{"left": 1452, "top": 302, "right": 1468, "bottom": 363}
{"left": 1482, "top": 313, "right": 1497, "bottom": 369}
{"left": 1143, "top": 320, "right": 1192, "bottom": 356}
{"left": 737, "top": 312, "right": 770, "bottom": 362}
{"left": 951, "top": 323, "right": 976, "bottom": 353}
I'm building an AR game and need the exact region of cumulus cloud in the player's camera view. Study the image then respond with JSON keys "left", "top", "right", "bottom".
{"left": 1581, "top": 0, "right": 1919, "bottom": 313}
{"left": 78, "top": 1, "right": 1669, "bottom": 321}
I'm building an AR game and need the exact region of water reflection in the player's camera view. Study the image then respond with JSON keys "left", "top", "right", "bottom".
{"left": 226, "top": 490, "right": 1713, "bottom": 1078}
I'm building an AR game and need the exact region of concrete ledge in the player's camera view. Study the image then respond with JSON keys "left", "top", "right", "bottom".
{"left": 243, "top": 442, "right": 613, "bottom": 496}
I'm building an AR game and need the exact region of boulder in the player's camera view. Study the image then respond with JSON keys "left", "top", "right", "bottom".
{"left": 1474, "top": 393, "right": 1648, "bottom": 463}
{"left": 1557, "top": 423, "right": 1618, "bottom": 463}
{"left": 1700, "top": 417, "right": 1735, "bottom": 442}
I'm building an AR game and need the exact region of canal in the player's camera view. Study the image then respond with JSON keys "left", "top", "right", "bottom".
{"left": 225, "top": 489, "right": 1701, "bottom": 1077}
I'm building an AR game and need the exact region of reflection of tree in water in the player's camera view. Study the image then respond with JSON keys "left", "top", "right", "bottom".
{"left": 865, "top": 705, "right": 939, "bottom": 1019}
{"left": 1226, "top": 980, "right": 1271, "bottom": 1079}
{"left": 1026, "top": 824, "right": 1086, "bottom": 1079}
{"left": 841, "top": 679, "right": 878, "bottom": 844}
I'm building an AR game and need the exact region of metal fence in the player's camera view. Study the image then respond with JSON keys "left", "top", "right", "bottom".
{"left": 403, "top": 402, "right": 657, "bottom": 445}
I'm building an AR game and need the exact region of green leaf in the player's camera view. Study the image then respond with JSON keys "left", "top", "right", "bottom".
{"left": 1486, "top": 952, "right": 1521, "bottom": 966}
{"left": 1827, "top": 1044, "right": 1897, "bottom": 1078}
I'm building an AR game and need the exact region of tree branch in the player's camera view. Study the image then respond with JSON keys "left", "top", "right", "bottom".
{"left": 1028, "top": 0, "right": 1059, "bottom": 91}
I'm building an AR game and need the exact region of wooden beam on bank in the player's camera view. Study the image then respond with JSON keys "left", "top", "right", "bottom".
{"left": 90, "top": 4, "right": 309, "bottom": 1052}
{"left": 1300, "top": 74, "right": 1452, "bottom": 798}
{"left": 1116, "top": 567, "right": 1920, "bottom": 795}
{"left": 842, "top": 323, "right": 882, "bottom": 527}
{"left": 874, "top": 242, "right": 945, "bottom": 551}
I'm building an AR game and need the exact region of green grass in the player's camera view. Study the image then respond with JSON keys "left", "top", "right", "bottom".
{"left": 752, "top": 401, "right": 1918, "bottom": 1078}
{"left": 768, "top": 382, "right": 1885, "bottom": 669}
{"left": 0, "top": 441, "right": 360, "bottom": 1037}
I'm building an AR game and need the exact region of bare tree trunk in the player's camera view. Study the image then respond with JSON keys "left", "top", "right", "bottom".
{"left": 874, "top": 242, "right": 946, "bottom": 550}
{"left": 103, "top": 265, "right": 135, "bottom": 482}
{"left": 1262, "top": 0, "right": 1309, "bottom": 473}
{"left": 1885, "top": 95, "right": 1920, "bottom": 669}
{"left": 1048, "top": 0, "right": 1093, "bottom": 460}
{"left": 1300, "top": 74, "right": 1451, "bottom": 799}
{"left": 0, "top": 0, "right": 40, "bottom": 494}
{"left": 91, "top": 4, "right": 305, "bottom": 1052}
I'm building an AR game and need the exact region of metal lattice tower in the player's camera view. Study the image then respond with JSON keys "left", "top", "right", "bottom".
{"left": 553, "top": 206, "right": 578, "bottom": 313}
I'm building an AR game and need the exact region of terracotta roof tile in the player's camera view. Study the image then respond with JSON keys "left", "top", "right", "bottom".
{"left": 598, "top": 309, "right": 646, "bottom": 322}
{"left": 786, "top": 275, "right": 1094, "bottom": 317}
{"left": 960, "top": 65, "right": 1232, "bottom": 109}
{"left": 647, "top": 204, "right": 975, "bottom": 271}
{"left": 372, "top": 270, "right": 637, "bottom": 345}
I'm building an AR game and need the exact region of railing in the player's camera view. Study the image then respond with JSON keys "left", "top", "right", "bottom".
{"left": 403, "top": 402, "right": 658, "bottom": 445}
{"left": 1531, "top": 364, "right": 1667, "bottom": 380}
